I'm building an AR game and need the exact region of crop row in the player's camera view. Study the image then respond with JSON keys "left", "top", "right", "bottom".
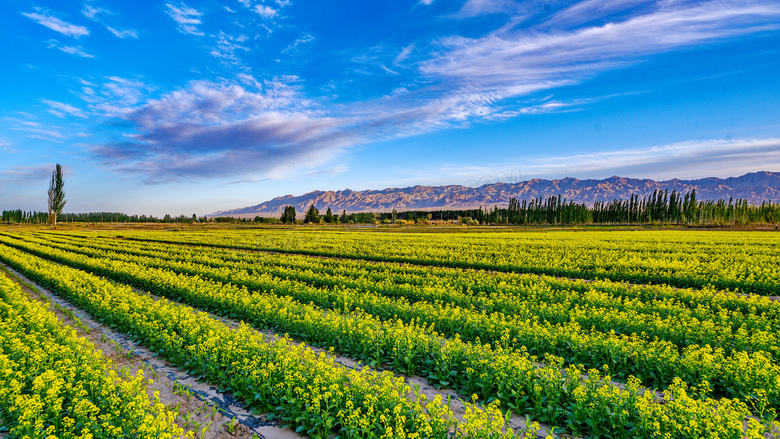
{"left": 6, "top": 232, "right": 780, "bottom": 405}
{"left": 0, "top": 267, "right": 182, "bottom": 438}
{"left": 0, "top": 243, "right": 546, "bottom": 439}
{"left": 38, "top": 231, "right": 780, "bottom": 319}
{"left": 2, "top": 238, "right": 779, "bottom": 439}
{"left": 21, "top": 232, "right": 780, "bottom": 352}
{"left": 112, "top": 229, "right": 780, "bottom": 294}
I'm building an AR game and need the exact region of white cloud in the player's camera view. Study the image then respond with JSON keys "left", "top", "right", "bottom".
{"left": 90, "top": 78, "right": 358, "bottom": 182}
{"left": 105, "top": 26, "right": 139, "bottom": 38}
{"left": 81, "top": 5, "right": 104, "bottom": 19}
{"left": 1, "top": 165, "right": 56, "bottom": 180}
{"left": 282, "top": 34, "right": 314, "bottom": 53}
{"left": 81, "top": 4, "right": 139, "bottom": 38}
{"left": 416, "top": 0, "right": 780, "bottom": 123}
{"left": 22, "top": 10, "right": 90, "bottom": 38}
{"left": 458, "top": 0, "right": 516, "bottom": 17}
{"left": 546, "top": 0, "right": 655, "bottom": 27}
{"left": 209, "top": 31, "right": 249, "bottom": 63}
{"left": 77, "top": 76, "right": 154, "bottom": 117}
{"left": 78, "top": 1, "right": 780, "bottom": 184}
{"left": 46, "top": 39, "right": 95, "bottom": 58}
{"left": 309, "top": 164, "right": 349, "bottom": 176}
{"left": 254, "top": 5, "right": 277, "bottom": 18}
{"left": 393, "top": 44, "right": 415, "bottom": 65}
{"left": 42, "top": 100, "right": 89, "bottom": 118}
{"left": 380, "top": 65, "right": 398, "bottom": 75}
{"left": 438, "top": 137, "right": 780, "bottom": 182}
{"left": 165, "top": 3, "right": 203, "bottom": 36}
{"left": 12, "top": 126, "right": 68, "bottom": 141}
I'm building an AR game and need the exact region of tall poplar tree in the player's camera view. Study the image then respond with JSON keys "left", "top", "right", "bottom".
{"left": 47, "top": 163, "right": 67, "bottom": 228}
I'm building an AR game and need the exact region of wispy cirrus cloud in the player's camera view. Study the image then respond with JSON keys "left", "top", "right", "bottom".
{"left": 1, "top": 165, "right": 55, "bottom": 180}
{"left": 81, "top": 4, "right": 139, "bottom": 39}
{"left": 81, "top": 4, "right": 104, "bottom": 19}
{"left": 210, "top": 32, "right": 249, "bottom": 64}
{"left": 457, "top": 0, "right": 519, "bottom": 17}
{"left": 42, "top": 99, "right": 89, "bottom": 118}
{"left": 5, "top": 116, "right": 68, "bottom": 142}
{"left": 105, "top": 26, "right": 139, "bottom": 38}
{"left": 76, "top": 75, "right": 155, "bottom": 117}
{"left": 437, "top": 137, "right": 780, "bottom": 182}
{"left": 13, "top": 126, "right": 68, "bottom": 142}
{"left": 79, "top": 0, "right": 780, "bottom": 186}
{"left": 46, "top": 39, "right": 95, "bottom": 58}
{"left": 282, "top": 34, "right": 313, "bottom": 54}
{"left": 165, "top": 3, "right": 203, "bottom": 36}
{"left": 416, "top": 0, "right": 780, "bottom": 122}
{"left": 545, "top": 0, "right": 655, "bottom": 28}
{"left": 22, "top": 9, "right": 89, "bottom": 38}
{"left": 236, "top": 0, "right": 291, "bottom": 22}
{"left": 393, "top": 44, "right": 415, "bottom": 65}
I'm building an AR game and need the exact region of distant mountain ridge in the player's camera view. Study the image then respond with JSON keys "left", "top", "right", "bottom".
{"left": 210, "top": 171, "right": 780, "bottom": 217}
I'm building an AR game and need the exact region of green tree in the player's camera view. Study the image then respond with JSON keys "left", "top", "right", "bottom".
{"left": 281, "top": 206, "right": 296, "bottom": 224}
{"left": 324, "top": 207, "right": 333, "bottom": 223}
{"left": 47, "top": 164, "right": 67, "bottom": 228}
{"left": 304, "top": 204, "right": 320, "bottom": 223}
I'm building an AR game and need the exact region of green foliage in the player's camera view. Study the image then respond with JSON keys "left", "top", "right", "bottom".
{"left": 47, "top": 163, "right": 67, "bottom": 227}
{"left": 304, "top": 204, "right": 320, "bottom": 223}
{"left": 3, "top": 230, "right": 780, "bottom": 438}
{"left": 0, "top": 264, "right": 182, "bottom": 437}
{"left": 280, "top": 205, "right": 296, "bottom": 224}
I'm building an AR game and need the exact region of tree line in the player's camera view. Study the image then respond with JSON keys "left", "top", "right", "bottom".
{"left": 1, "top": 211, "right": 203, "bottom": 224}
{"left": 280, "top": 189, "right": 780, "bottom": 226}
{"left": 4, "top": 189, "right": 778, "bottom": 227}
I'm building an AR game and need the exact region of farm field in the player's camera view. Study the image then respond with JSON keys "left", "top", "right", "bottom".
{"left": 0, "top": 227, "right": 779, "bottom": 438}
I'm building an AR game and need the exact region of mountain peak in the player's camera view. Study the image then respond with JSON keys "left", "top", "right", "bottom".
{"left": 209, "top": 172, "right": 780, "bottom": 217}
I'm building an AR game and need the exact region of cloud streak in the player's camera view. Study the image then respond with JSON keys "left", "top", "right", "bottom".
{"left": 22, "top": 10, "right": 89, "bottom": 38}
{"left": 46, "top": 39, "right": 95, "bottom": 58}
{"left": 420, "top": 0, "right": 780, "bottom": 117}
{"left": 81, "top": 4, "right": 139, "bottom": 38}
{"left": 165, "top": 3, "right": 203, "bottom": 35}
{"left": 1, "top": 165, "right": 55, "bottom": 180}
{"left": 42, "top": 100, "right": 88, "bottom": 118}
{"left": 439, "top": 137, "right": 780, "bottom": 182}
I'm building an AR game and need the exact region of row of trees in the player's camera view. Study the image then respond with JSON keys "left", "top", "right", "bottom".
{"left": 5, "top": 190, "right": 778, "bottom": 227}
{"left": 465, "top": 190, "right": 778, "bottom": 226}
{"left": 276, "top": 189, "right": 779, "bottom": 226}
{"left": 1, "top": 211, "right": 205, "bottom": 224}
{"left": 481, "top": 189, "right": 779, "bottom": 226}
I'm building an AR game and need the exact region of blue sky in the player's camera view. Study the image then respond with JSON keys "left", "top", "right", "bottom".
{"left": 1, "top": 0, "right": 779, "bottom": 216}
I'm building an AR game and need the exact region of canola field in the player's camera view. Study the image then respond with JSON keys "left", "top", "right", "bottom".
{"left": 0, "top": 227, "right": 779, "bottom": 438}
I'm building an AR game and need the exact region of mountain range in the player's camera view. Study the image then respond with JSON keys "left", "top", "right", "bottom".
{"left": 210, "top": 171, "right": 780, "bottom": 217}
